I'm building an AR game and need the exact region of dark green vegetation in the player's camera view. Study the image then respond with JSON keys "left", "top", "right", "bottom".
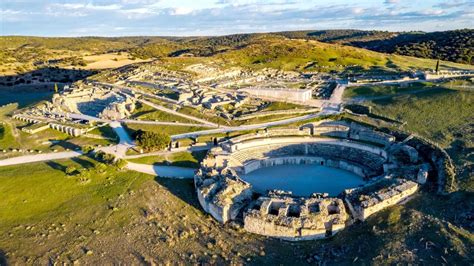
{"left": 276, "top": 29, "right": 474, "bottom": 65}
{"left": 2, "top": 30, "right": 473, "bottom": 76}
{"left": 344, "top": 82, "right": 435, "bottom": 98}
{"left": 133, "top": 130, "right": 171, "bottom": 152}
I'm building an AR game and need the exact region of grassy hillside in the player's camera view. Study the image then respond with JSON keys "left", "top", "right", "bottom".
{"left": 2, "top": 33, "right": 473, "bottom": 75}
{"left": 276, "top": 29, "right": 474, "bottom": 65}
{"left": 211, "top": 35, "right": 473, "bottom": 73}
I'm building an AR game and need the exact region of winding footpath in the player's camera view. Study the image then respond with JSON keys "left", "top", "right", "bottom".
{"left": 0, "top": 82, "right": 348, "bottom": 172}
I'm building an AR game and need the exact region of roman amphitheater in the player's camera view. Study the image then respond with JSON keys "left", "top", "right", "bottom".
{"left": 195, "top": 120, "right": 453, "bottom": 241}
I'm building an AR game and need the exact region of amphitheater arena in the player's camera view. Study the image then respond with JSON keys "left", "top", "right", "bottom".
{"left": 194, "top": 120, "right": 445, "bottom": 241}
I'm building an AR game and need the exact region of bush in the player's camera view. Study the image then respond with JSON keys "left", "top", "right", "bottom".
{"left": 94, "top": 151, "right": 116, "bottom": 164}
{"left": 134, "top": 130, "right": 170, "bottom": 152}
{"left": 65, "top": 166, "right": 77, "bottom": 175}
{"left": 114, "top": 159, "right": 128, "bottom": 169}
{"left": 82, "top": 145, "right": 94, "bottom": 154}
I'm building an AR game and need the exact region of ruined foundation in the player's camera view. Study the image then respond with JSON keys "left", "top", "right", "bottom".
{"left": 194, "top": 120, "right": 446, "bottom": 240}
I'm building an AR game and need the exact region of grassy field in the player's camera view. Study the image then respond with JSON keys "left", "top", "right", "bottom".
{"left": 127, "top": 151, "right": 207, "bottom": 168}
{"left": 364, "top": 86, "right": 474, "bottom": 189}
{"left": 1, "top": 158, "right": 472, "bottom": 264}
{"left": 124, "top": 123, "right": 207, "bottom": 137}
{"left": 343, "top": 82, "right": 435, "bottom": 98}
{"left": 368, "top": 87, "right": 473, "bottom": 146}
{"left": 131, "top": 102, "right": 196, "bottom": 123}
{"left": 261, "top": 101, "right": 308, "bottom": 111}
{"left": 178, "top": 106, "right": 231, "bottom": 126}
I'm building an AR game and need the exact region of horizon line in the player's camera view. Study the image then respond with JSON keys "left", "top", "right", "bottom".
{"left": 1, "top": 28, "right": 472, "bottom": 39}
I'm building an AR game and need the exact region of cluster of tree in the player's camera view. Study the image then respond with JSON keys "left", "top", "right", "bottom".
{"left": 133, "top": 130, "right": 170, "bottom": 152}
{"left": 275, "top": 29, "right": 473, "bottom": 65}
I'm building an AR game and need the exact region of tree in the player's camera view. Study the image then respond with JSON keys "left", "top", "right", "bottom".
{"left": 134, "top": 130, "right": 170, "bottom": 152}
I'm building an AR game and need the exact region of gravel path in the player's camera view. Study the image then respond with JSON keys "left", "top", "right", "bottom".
{"left": 0, "top": 151, "right": 82, "bottom": 167}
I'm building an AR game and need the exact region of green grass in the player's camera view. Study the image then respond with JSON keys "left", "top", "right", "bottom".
{"left": 213, "top": 36, "right": 474, "bottom": 73}
{"left": 127, "top": 151, "right": 207, "bottom": 168}
{"left": 344, "top": 82, "right": 435, "bottom": 98}
{"left": 131, "top": 102, "right": 196, "bottom": 123}
{"left": 0, "top": 122, "right": 18, "bottom": 150}
{"left": 0, "top": 157, "right": 151, "bottom": 228}
{"left": 368, "top": 87, "right": 474, "bottom": 146}
{"left": 262, "top": 101, "right": 308, "bottom": 111}
{"left": 178, "top": 106, "right": 231, "bottom": 126}
{"left": 87, "top": 125, "right": 118, "bottom": 141}
{"left": 124, "top": 123, "right": 207, "bottom": 137}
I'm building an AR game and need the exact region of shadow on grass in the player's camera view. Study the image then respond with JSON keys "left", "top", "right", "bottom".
{"left": 0, "top": 249, "right": 6, "bottom": 266}
{"left": 151, "top": 160, "right": 199, "bottom": 168}
{"left": 153, "top": 177, "right": 202, "bottom": 210}
{"left": 371, "top": 87, "right": 456, "bottom": 106}
{"left": 71, "top": 156, "right": 95, "bottom": 169}
{"left": 45, "top": 161, "right": 67, "bottom": 172}
{"left": 95, "top": 126, "right": 118, "bottom": 143}
{"left": 49, "top": 139, "right": 81, "bottom": 151}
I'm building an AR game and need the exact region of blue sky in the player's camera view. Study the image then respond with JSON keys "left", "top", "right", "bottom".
{"left": 1, "top": 0, "right": 473, "bottom": 36}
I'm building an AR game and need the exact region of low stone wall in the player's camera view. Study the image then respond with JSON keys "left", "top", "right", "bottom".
{"left": 195, "top": 168, "right": 253, "bottom": 223}
{"left": 13, "top": 114, "right": 43, "bottom": 124}
{"left": 244, "top": 195, "right": 348, "bottom": 241}
{"left": 49, "top": 123, "right": 87, "bottom": 137}
{"left": 345, "top": 178, "right": 418, "bottom": 221}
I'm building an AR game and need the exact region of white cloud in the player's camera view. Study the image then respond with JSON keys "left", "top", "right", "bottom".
{"left": 52, "top": 3, "right": 122, "bottom": 11}
{"left": 170, "top": 7, "right": 194, "bottom": 15}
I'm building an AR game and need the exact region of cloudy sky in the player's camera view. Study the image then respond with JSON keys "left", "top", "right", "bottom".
{"left": 0, "top": 0, "right": 473, "bottom": 36}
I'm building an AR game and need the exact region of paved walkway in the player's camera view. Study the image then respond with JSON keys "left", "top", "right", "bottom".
{"left": 97, "top": 122, "right": 134, "bottom": 158}
{"left": 0, "top": 151, "right": 82, "bottom": 167}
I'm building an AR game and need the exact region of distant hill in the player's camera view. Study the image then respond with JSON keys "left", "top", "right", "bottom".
{"left": 275, "top": 29, "right": 474, "bottom": 65}
{"left": 1, "top": 30, "right": 472, "bottom": 75}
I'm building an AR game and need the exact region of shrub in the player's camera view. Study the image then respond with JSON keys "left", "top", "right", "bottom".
{"left": 65, "top": 166, "right": 77, "bottom": 176}
{"left": 82, "top": 145, "right": 94, "bottom": 154}
{"left": 114, "top": 159, "right": 128, "bottom": 169}
{"left": 94, "top": 151, "right": 116, "bottom": 164}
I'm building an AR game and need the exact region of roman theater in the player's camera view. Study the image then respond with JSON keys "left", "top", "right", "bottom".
{"left": 194, "top": 119, "right": 452, "bottom": 241}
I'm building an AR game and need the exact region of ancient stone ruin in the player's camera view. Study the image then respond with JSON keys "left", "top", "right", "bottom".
{"left": 194, "top": 120, "right": 453, "bottom": 240}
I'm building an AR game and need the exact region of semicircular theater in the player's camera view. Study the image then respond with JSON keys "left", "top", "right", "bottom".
{"left": 194, "top": 120, "right": 439, "bottom": 240}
